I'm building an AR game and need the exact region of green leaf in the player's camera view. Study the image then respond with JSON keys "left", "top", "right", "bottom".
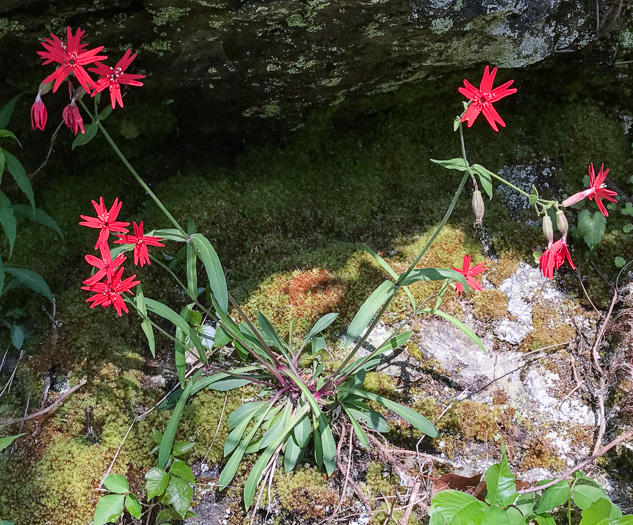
{"left": 155, "top": 508, "right": 178, "bottom": 524}
{"left": 174, "top": 304, "right": 192, "bottom": 386}
{"left": 0, "top": 130, "right": 21, "bottom": 147}
{"left": 158, "top": 369, "right": 202, "bottom": 470}
{"left": 162, "top": 476, "right": 193, "bottom": 517}
{"left": 430, "top": 490, "right": 489, "bottom": 524}
{"left": 4, "top": 267, "right": 52, "bottom": 301}
{"left": 624, "top": 224, "right": 633, "bottom": 233}
{"left": 615, "top": 257, "right": 626, "bottom": 268}
{"left": 0, "top": 151, "right": 5, "bottom": 177}
{"left": 99, "top": 104, "right": 113, "bottom": 120}
{"left": 0, "top": 94, "right": 23, "bottom": 128}
{"left": 431, "top": 157, "right": 470, "bottom": 172}
{"left": 534, "top": 516, "right": 556, "bottom": 525}
{"left": 284, "top": 433, "right": 303, "bottom": 472}
{"left": 186, "top": 220, "right": 197, "bottom": 300}
{"left": 573, "top": 478, "right": 611, "bottom": 511}
{"left": 4, "top": 152, "right": 34, "bottom": 208}
{"left": 482, "top": 505, "right": 511, "bottom": 525}
{"left": 471, "top": 164, "right": 494, "bottom": 199}
{"left": 400, "top": 267, "right": 469, "bottom": 290}
{"left": 257, "top": 311, "right": 287, "bottom": 352}
{"left": 227, "top": 401, "right": 268, "bottom": 430}
{"left": 144, "top": 467, "right": 170, "bottom": 499}
{"left": 170, "top": 459, "right": 195, "bottom": 484}
{"left": 485, "top": 444, "right": 517, "bottom": 507}
{"left": 537, "top": 480, "right": 571, "bottom": 513}
{"left": 342, "top": 406, "right": 369, "bottom": 447}
{"left": 363, "top": 243, "right": 417, "bottom": 308}
{"left": 338, "top": 387, "right": 438, "bottom": 437}
{"left": 0, "top": 433, "right": 24, "bottom": 452}
{"left": 343, "top": 400, "right": 390, "bottom": 432}
{"left": 93, "top": 494, "right": 125, "bottom": 525}
{"left": 577, "top": 209, "right": 606, "bottom": 251}
{"left": 301, "top": 312, "right": 338, "bottom": 350}
{"left": 0, "top": 520, "right": 15, "bottom": 525}
{"left": 579, "top": 498, "right": 620, "bottom": 525}
{"left": 71, "top": 122, "right": 99, "bottom": 149}
{"left": 152, "top": 228, "right": 187, "bottom": 242}
{"left": 136, "top": 286, "right": 155, "bottom": 356}
{"left": 0, "top": 191, "right": 16, "bottom": 257}
{"left": 124, "top": 493, "right": 141, "bottom": 519}
{"left": 12, "top": 205, "right": 63, "bottom": 239}
{"left": 189, "top": 233, "right": 228, "bottom": 313}
{"left": 103, "top": 474, "right": 130, "bottom": 494}
{"left": 243, "top": 403, "right": 312, "bottom": 508}
{"left": 8, "top": 324, "right": 24, "bottom": 350}
{"left": 0, "top": 254, "right": 4, "bottom": 297}
{"left": 172, "top": 441, "right": 194, "bottom": 457}
{"left": 421, "top": 308, "right": 485, "bottom": 352}
{"left": 345, "top": 280, "right": 397, "bottom": 347}
{"left": 505, "top": 507, "right": 528, "bottom": 525}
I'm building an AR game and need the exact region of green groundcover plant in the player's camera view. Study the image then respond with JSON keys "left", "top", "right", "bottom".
{"left": 12, "top": 25, "right": 628, "bottom": 524}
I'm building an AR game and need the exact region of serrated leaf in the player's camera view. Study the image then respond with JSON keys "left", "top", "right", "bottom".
{"left": 345, "top": 280, "right": 397, "bottom": 347}
{"left": 144, "top": 467, "right": 170, "bottom": 499}
{"left": 93, "top": 494, "right": 125, "bottom": 525}
{"left": 4, "top": 151, "right": 34, "bottom": 207}
{"left": 71, "top": 121, "right": 98, "bottom": 149}
{"left": 125, "top": 493, "right": 141, "bottom": 519}
{"left": 103, "top": 474, "right": 129, "bottom": 494}
{"left": 170, "top": 459, "right": 195, "bottom": 484}
{"left": 485, "top": 444, "right": 517, "bottom": 507}
{"left": 162, "top": 476, "right": 193, "bottom": 517}
{"left": 12, "top": 205, "right": 63, "bottom": 239}
{"left": 4, "top": 267, "right": 52, "bottom": 301}
{"left": 431, "top": 157, "right": 469, "bottom": 171}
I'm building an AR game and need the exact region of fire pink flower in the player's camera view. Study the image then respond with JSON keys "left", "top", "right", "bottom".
{"left": 83, "top": 243, "right": 127, "bottom": 286}
{"left": 561, "top": 163, "right": 618, "bottom": 217}
{"left": 115, "top": 221, "right": 164, "bottom": 267}
{"left": 459, "top": 65, "right": 517, "bottom": 132}
{"left": 453, "top": 255, "right": 487, "bottom": 295}
{"left": 83, "top": 267, "right": 140, "bottom": 316}
{"left": 62, "top": 101, "right": 85, "bottom": 135}
{"left": 538, "top": 238, "right": 576, "bottom": 280}
{"left": 79, "top": 197, "right": 130, "bottom": 250}
{"left": 38, "top": 26, "right": 107, "bottom": 93}
{"left": 31, "top": 94, "right": 47, "bottom": 131}
{"left": 89, "top": 49, "right": 145, "bottom": 109}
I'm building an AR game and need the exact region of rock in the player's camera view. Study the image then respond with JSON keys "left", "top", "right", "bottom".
{"left": 0, "top": 0, "right": 611, "bottom": 142}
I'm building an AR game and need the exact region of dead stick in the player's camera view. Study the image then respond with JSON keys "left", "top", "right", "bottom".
{"left": 591, "top": 288, "right": 618, "bottom": 375}
{"left": 399, "top": 481, "right": 421, "bottom": 525}
{"left": 518, "top": 429, "right": 633, "bottom": 494}
{"left": 0, "top": 379, "right": 86, "bottom": 427}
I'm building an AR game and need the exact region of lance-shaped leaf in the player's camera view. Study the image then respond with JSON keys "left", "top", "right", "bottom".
{"left": 189, "top": 233, "right": 228, "bottom": 313}
{"left": 345, "top": 280, "right": 397, "bottom": 347}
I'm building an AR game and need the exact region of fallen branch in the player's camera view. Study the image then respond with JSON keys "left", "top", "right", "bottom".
{"left": 0, "top": 379, "right": 86, "bottom": 427}
{"left": 518, "top": 428, "right": 633, "bottom": 494}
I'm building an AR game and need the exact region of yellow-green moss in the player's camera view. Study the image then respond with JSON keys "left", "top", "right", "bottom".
{"left": 472, "top": 289, "right": 509, "bottom": 320}
{"left": 277, "top": 467, "right": 337, "bottom": 518}
{"left": 530, "top": 305, "right": 577, "bottom": 349}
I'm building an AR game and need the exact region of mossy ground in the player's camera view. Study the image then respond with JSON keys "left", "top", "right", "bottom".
{"left": 1, "top": 68, "right": 632, "bottom": 523}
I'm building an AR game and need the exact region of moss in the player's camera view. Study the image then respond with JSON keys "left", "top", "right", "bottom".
{"left": 485, "top": 256, "right": 520, "bottom": 287}
{"left": 277, "top": 468, "right": 337, "bottom": 519}
{"left": 530, "top": 305, "right": 577, "bottom": 349}
{"left": 472, "top": 289, "right": 509, "bottom": 320}
{"left": 520, "top": 435, "right": 566, "bottom": 471}
{"left": 362, "top": 461, "right": 396, "bottom": 500}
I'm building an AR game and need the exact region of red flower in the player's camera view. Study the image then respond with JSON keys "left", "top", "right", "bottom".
{"left": 38, "top": 27, "right": 107, "bottom": 93}
{"left": 459, "top": 65, "right": 517, "bottom": 132}
{"left": 539, "top": 238, "right": 576, "bottom": 280}
{"left": 79, "top": 197, "right": 130, "bottom": 250}
{"left": 89, "top": 49, "right": 145, "bottom": 109}
{"left": 31, "top": 94, "right": 47, "bottom": 131}
{"left": 115, "top": 221, "right": 165, "bottom": 267}
{"left": 561, "top": 163, "right": 618, "bottom": 217}
{"left": 62, "top": 101, "right": 85, "bottom": 135}
{"left": 83, "top": 267, "right": 140, "bottom": 316}
{"left": 83, "top": 243, "right": 127, "bottom": 286}
{"left": 453, "top": 255, "right": 487, "bottom": 295}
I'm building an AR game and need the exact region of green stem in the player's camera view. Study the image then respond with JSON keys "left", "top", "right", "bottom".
{"left": 458, "top": 121, "right": 478, "bottom": 188}
{"left": 80, "top": 101, "right": 186, "bottom": 236}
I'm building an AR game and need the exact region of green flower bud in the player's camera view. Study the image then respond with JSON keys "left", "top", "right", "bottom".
{"left": 556, "top": 210, "right": 568, "bottom": 236}
{"left": 542, "top": 215, "right": 554, "bottom": 244}
{"left": 472, "top": 190, "right": 485, "bottom": 226}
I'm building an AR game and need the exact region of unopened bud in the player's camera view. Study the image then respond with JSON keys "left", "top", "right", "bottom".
{"left": 472, "top": 190, "right": 485, "bottom": 226}
{"left": 38, "top": 80, "right": 54, "bottom": 96}
{"left": 556, "top": 210, "right": 568, "bottom": 236}
{"left": 542, "top": 215, "right": 554, "bottom": 244}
